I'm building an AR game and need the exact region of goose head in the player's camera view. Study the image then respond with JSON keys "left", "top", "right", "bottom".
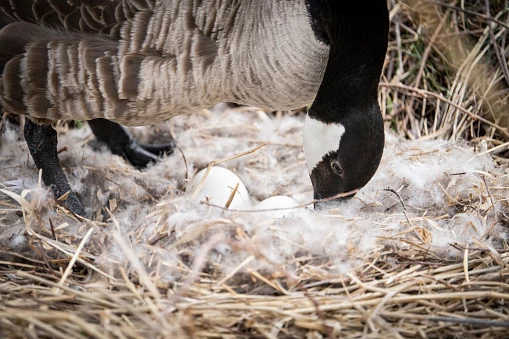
{"left": 303, "top": 1, "right": 389, "bottom": 206}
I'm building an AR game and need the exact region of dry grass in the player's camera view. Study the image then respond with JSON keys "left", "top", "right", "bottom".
{"left": 382, "top": 0, "right": 509, "bottom": 154}
{"left": 1, "top": 197, "right": 508, "bottom": 338}
{"left": 1, "top": 1, "right": 509, "bottom": 338}
{"left": 1, "top": 248, "right": 508, "bottom": 338}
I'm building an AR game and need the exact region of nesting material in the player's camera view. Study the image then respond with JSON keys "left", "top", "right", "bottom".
{"left": 0, "top": 103, "right": 508, "bottom": 337}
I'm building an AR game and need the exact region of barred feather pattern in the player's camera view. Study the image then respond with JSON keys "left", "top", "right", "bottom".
{"left": 0, "top": 0, "right": 328, "bottom": 126}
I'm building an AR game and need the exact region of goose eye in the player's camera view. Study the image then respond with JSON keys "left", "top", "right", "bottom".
{"left": 331, "top": 160, "right": 344, "bottom": 176}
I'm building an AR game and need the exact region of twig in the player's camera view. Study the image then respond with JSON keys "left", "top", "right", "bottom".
{"left": 200, "top": 189, "right": 359, "bottom": 213}
{"left": 431, "top": 0, "right": 509, "bottom": 30}
{"left": 384, "top": 188, "right": 413, "bottom": 228}
{"left": 481, "top": 175, "right": 496, "bottom": 215}
{"left": 429, "top": 316, "right": 509, "bottom": 328}
{"left": 177, "top": 145, "right": 189, "bottom": 181}
{"left": 48, "top": 218, "right": 57, "bottom": 241}
{"left": 148, "top": 232, "right": 168, "bottom": 246}
{"left": 463, "top": 248, "right": 470, "bottom": 284}
{"left": 223, "top": 183, "right": 239, "bottom": 212}
{"left": 53, "top": 228, "right": 94, "bottom": 295}
{"left": 379, "top": 82, "right": 509, "bottom": 138}
{"left": 485, "top": 0, "right": 509, "bottom": 87}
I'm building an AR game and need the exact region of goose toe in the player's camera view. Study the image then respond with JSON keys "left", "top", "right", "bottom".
{"left": 61, "top": 191, "right": 88, "bottom": 218}
{"left": 139, "top": 141, "right": 176, "bottom": 158}
{"left": 122, "top": 141, "right": 161, "bottom": 169}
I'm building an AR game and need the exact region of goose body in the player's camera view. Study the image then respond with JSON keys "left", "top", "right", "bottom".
{"left": 1, "top": 0, "right": 328, "bottom": 125}
{"left": 0, "top": 0, "right": 389, "bottom": 215}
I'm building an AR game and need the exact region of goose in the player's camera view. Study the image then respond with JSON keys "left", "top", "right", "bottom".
{"left": 0, "top": 0, "right": 389, "bottom": 216}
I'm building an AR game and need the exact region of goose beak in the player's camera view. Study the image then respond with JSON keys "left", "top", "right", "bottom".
{"left": 312, "top": 189, "right": 357, "bottom": 210}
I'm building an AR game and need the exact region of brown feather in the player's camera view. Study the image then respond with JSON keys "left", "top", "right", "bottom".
{"left": 2, "top": 55, "right": 25, "bottom": 113}
{"left": 0, "top": 1, "right": 329, "bottom": 126}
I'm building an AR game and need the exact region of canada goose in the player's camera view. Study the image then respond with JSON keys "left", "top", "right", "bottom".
{"left": 0, "top": 1, "right": 389, "bottom": 216}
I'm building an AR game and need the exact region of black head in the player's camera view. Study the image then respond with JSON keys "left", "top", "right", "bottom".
{"left": 305, "top": 104, "right": 384, "bottom": 203}
{"left": 304, "top": 1, "right": 389, "bottom": 204}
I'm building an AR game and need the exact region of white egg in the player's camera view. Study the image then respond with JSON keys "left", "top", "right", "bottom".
{"left": 253, "top": 195, "right": 300, "bottom": 218}
{"left": 187, "top": 166, "right": 251, "bottom": 209}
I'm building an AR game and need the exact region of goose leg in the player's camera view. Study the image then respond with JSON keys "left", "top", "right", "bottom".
{"left": 24, "top": 119, "right": 86, "bottom": 216}
{"left": 88, "top": 119, "right": 176, "bottom": 169}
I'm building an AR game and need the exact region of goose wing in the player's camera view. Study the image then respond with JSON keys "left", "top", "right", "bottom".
{"left": 0, "top": 0, "right": 241, "bottom": 124}
{"left": 0, "top": 0, "right": 155, "bottom": 36}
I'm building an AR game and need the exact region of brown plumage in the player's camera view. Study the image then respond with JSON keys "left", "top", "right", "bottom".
{"left": 0, "top": 0, "right": 328, "bottom": 125}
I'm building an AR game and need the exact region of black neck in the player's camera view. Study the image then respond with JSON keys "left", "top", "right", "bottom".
{"left": 306, "top": 1, "right": 389, "bottom": 124}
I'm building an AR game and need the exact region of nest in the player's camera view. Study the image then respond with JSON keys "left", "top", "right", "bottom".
{"left": 1, "top": 1, "right": 509, "bottom": 338}
{"left": 1, "top": 249, "right": 508, "bottom": 338}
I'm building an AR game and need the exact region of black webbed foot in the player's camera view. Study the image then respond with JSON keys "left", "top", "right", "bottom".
{"left": 24, "top": 119, "right": 87, "bottom": 217}
{"left": 88, "top": 119, "right": 176, "bottom": 169}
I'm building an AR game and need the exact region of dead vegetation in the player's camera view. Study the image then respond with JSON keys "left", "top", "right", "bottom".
{"left": 1, "top": 1, "right": 509, "bottom": 338}
{"left": 383, "top": 0, "right": 509, "bottom": 152}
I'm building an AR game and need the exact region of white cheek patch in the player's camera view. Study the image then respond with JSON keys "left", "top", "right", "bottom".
{"left": 303, "top": 115, "right": 346, "bottom": 173}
